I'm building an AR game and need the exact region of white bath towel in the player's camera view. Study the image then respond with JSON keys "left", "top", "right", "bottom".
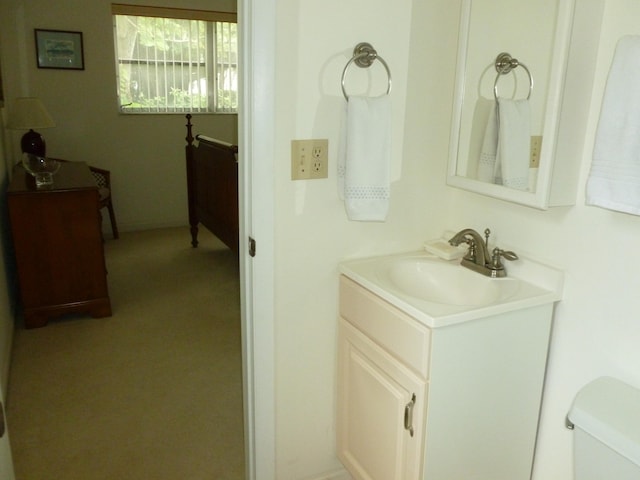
{"left": 477, "top": 99, "right": 498, "bottom": 182}
{"left": 586, "top": 36, "right": 640, "bottom": 215}
{"left": 338, "top": 95, "right": 391, "bottom": 221}
{"left": 495, "top": 98, "right": 531, "bottom": 191}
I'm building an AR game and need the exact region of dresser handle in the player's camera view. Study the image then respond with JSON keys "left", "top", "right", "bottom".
{"left": 0, "top": 401, "right": 5, "bottom": 438}
{"left": 404, "top": 393, "right": 416, "bottom": 437}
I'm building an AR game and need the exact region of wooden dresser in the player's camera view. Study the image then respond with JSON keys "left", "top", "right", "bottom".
{"left": 7, "top": 161, "right": 112, "bottom": 328}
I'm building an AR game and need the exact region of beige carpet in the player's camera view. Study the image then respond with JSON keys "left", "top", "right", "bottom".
{"left": 6, "top": 227, "right": 245, "bottom": 480}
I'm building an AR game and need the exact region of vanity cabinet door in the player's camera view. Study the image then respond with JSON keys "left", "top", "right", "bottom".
{"left": 337, "top": 318, "right": 426, "bottom": 480}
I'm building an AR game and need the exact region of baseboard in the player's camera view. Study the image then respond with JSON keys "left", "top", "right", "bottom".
{"left": 301, "top": 468, "right": 352, "bottom": 480}
{"left": 108, "top": 219, "right": 187, "bottom": 234}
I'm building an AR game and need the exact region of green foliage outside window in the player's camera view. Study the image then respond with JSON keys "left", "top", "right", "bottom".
{"left": 114, "top": 15, "right": 237, "bottom": 114}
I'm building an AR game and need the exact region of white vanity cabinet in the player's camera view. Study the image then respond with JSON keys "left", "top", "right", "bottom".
{"left": 338, "top": 276, "right": 430, "bottom": 480}
{"left": 337, "top": 275, "right": 555, "bottom": 480}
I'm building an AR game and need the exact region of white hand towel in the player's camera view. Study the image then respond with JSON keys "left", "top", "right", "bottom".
{"left": 338, "top": 95, "right": 391, "bottom": 221}
{"left": 477, "top": 99, "right": 498, "bottom": 182}
{"left": 495, "top": 98, "right": 531, "bottom": 191}
{"left": 586, "top": 36, "right": 640, "bottom": 215}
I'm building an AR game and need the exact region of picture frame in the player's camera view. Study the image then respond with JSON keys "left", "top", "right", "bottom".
{"left": 35, "top": 29, "right": 84, "bottom": 70}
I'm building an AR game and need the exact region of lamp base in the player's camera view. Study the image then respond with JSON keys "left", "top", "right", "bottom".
{"left": 21, "top": 129, "right": 46, "bottom": 157}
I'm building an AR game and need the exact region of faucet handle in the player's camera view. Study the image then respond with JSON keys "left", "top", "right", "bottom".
{"left": 491, "top": 248, "right": 518, "bottom": 269}
{"left": 500, "top": 250, "right": 518, "bottom": 261}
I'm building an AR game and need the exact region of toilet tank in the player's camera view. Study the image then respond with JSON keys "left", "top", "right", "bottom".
{"left": 568, "top": 376, "right": 640, "bottom": 480}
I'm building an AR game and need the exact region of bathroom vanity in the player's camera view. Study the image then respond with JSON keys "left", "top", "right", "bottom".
{"left": 337, "top": 251, "right": 563, "bottom": 480}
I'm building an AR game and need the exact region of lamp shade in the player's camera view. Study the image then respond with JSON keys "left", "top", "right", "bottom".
{"left": 6, "top": 97, "right": 55, "bottom": 130}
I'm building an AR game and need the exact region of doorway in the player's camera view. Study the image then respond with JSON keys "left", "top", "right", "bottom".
{"left": 237, "top": 0, "right": 277, "bottom": 478}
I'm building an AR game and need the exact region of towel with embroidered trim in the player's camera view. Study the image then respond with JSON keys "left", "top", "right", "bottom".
{"left": 338, "top": 95, "right": 391, "bottom": 221}
{"left": 495, "top": 98, "right": 531, "bottom": 191}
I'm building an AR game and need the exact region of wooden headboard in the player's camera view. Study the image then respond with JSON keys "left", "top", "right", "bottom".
{"left": 185, "top": 114, "right": 239, "bottom": 252}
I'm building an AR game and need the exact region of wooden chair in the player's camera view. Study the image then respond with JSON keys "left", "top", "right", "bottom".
{"left": 89, "top": 166, "right": 119, "bottom": 239}
{"left": 53, "top": 159, "right": 119, "bottom": 239}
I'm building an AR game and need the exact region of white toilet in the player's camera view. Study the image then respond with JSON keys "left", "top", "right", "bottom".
{"left": 568, "top": 376, "right": 640, "bottom": 479}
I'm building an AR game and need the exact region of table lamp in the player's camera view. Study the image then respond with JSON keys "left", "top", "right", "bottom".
{"left": 6, "top": 97, "right": 56, "bottom": 157}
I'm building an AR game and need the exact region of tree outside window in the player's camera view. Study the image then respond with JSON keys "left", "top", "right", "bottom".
{"left": 113, "top": 13, "right": 237, "bottom": 114}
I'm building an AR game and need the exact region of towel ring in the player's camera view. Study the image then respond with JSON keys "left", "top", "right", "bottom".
{"left": 341, "top": 42, "right": 392, "bottom": 101}
{"left": 493, "top": 52, "right": 533, "bottom": 101}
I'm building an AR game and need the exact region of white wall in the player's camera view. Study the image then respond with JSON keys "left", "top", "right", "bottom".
{"left": 0, "top": 110, "right": 17, "bottom": 479}
{"left": 445, "top": 1, "right": 640, "bottom": 479}
{"left": 273, "top": 0, "right": 640, "bottom": 478}
{"left": 272, "top": 0, "right": 455, "bottom": 477}
{"left": 0, "top": 20, "right": 18, "bottom": 479}
{"left": 0, "top": 115, "right": 15, "bottom": 396}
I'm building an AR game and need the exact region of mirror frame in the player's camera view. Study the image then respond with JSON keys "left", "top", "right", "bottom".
{"left": 447, "top": 0, "right": 576, "bottom": 210}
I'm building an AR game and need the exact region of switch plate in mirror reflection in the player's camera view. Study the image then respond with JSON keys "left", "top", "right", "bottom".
{"left": 446, "top": 0, "right": 604, "bottom": 209}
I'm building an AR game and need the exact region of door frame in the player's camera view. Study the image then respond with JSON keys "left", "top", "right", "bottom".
{"left": 239, "top": 0, "right": 276, "bottom": 478}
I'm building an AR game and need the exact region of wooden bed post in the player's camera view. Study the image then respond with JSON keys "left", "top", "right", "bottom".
{"left": 184, "top": 117, "right": 240, "bottom": 254}
{"left": 185, "top": 114, "right": 199, "bottom": 247}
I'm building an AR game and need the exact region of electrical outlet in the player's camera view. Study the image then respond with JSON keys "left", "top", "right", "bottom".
{"left": 291, "top": 139, "right": 328, "bottom": 180}
{"left": 530, "top": 136, "right": 542, "bottom": 168}
{"left": 310, "top": 141, "right": 328, "bottom": 178}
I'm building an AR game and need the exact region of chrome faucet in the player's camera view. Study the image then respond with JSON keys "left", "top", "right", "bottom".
{"left": 448, "top": 228, "right": 518, "bottom": 278}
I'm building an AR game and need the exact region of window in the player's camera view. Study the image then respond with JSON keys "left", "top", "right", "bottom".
{"left": 112, "top": 4, "right": 237, "bottom": 114}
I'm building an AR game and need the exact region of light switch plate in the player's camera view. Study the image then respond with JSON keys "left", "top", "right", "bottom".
{"left": 291, "top": 139, "right": 328, "bottom": 180}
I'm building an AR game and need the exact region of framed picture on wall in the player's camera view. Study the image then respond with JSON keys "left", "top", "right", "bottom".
{"left": 35, "top": 29, "right": 84, "bottom": 70}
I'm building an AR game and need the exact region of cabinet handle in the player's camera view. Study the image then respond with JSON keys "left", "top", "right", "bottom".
{"left": 0, "top": 401, "right": 5, "bottom": 438}
{"left": 404, "top": 393, "right": 416, "bottom": 437}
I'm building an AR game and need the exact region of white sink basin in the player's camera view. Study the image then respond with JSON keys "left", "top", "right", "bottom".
{"left": 378, "top": 256, "right": 519, "bottom": 306}
{"left": 339, "top": 251, "right": 564, "bottom": 328}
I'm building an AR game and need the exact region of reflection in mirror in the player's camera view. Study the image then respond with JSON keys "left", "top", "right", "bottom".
{"left": 455, "top": 0, "right": 558, "bottom": 191}
{"left": 466, "top": 53, "right": 535, "bottom": 191}
{"left": 447, "top": 0, "right": 596, "bottom": 209}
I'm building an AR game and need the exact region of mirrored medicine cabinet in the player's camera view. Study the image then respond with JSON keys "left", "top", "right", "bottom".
{"left": 447, "top": 0, "right": 603, "bottom": 209}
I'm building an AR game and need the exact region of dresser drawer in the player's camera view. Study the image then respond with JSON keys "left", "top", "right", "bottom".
{"left": 339, "top": 275, "right": 431, "bottom": 378}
